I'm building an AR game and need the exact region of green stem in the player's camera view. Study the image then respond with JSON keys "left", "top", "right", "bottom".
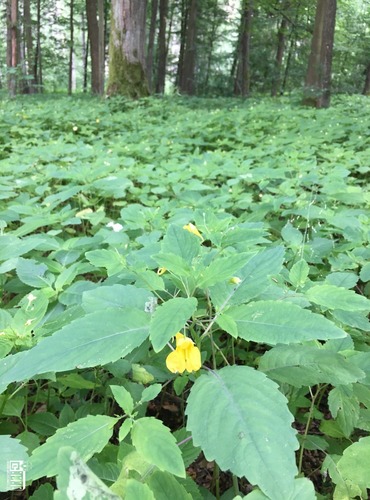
{"left": 298, "top": 386, "right": 320, "bottom": 474}
{"left": 232, "top": 474, "right": 240, "bottom": 496}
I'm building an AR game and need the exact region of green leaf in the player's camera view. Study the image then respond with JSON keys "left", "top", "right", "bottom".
{"left": 110, "top": 385, "right": 134, "bottom": 415}
{"left": 228, "top": 300, "right": 346, "bottom": 344}
{"left": 209, "top": 246, "right": 285, "bottom": 308}
{"left": 140, "top": 384, "right": 162, "bottom": 403}
{"left": 28, "top": 415, "right": 117, "bottom": 481}
{"left": 154, "top": 253, "right": 192, "bottom": 276}
{"left": 16, "top": 257, "right": 54, "bottom": 288}
{"left": 0, "top": 436, "right": 29, "bottom": 492}
{"left": 328, "top": 386, "right": 359, "bottom": 438}
{"left": 125, "top": 479, "right": 155, "bottom": 500}
{"left": 186, "top": 366, "right": 298, "bottom": 499}
{"left": 259, "top": 345, "right": 365, "bottom": 388}
{"left": 215, "top": 313, "right": 238, "bottom": 338}
{"left": 336, "top": 436, "right": 370, "bottom": 494}
{"left": 55, "top": 446, "right": 120, "bottom": 500}
{"left": 82, "top": 284, "right": 153, "bottom": 313}
{"left": 281, "top": 222, "right": 303, "bottom": 247}
{"left": 289, "top": 259, "right": 309, "bottom": 288}
{"left": 245, "top": 478, "right": 315, "bottom": 500}
{"left": 147, "top": 470, "right": 192, "bottom": 500}
{"left": 360, "top": 262, "right": 370, "bottom": 282}
{"left": 325, "top": 272, "right": 358, "bottom": 289}
{"left": 57, "top": 373, "right": 97, "bottom": 390}
{"left": 306, "top": 285, "right": 370, "bottom": 311}
{"left": 85, "top": 249, "right": 126, "bottom": 276}
{"left": 27, "top": 412, "right": 60, "bottom": 436}
{"left": 198, "top": 253, "right": 251, "bottom": 288}
{"left": 0, "top": 308, "right": 150, "bottom": 391}
{"left": 131, "top": 417, "right": 185, "bottom": 478}
{"left": 150, "top": 297, "right": 198, "bottom": 352}
{"left": 161, "top": 224, "right": 200, "bottom": 263}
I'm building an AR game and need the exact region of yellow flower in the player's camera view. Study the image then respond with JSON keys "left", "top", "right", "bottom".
{"left": 166, "top": 333, "right": 201, "bottom": 374}
{"left": 183, "top": 223, "right": 203, "bottom": 239}
{"left": 157, "top": 267, "right": 167, "bottom": 275}
{"left": 229, "top": 276, "right": 242, "bottom": 285}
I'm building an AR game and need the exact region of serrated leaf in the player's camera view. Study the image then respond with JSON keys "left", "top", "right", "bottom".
{"left": 186, "top": 366, "right": 298, "bottom": 499}
{"left": 259, "top": 345, "right": 364, "bottom": 388}
{"left": 85, "top": 249, "right": 126, "bottom": 276}
{"left": 209, "top": 246, "right": 285, "bottom": 308}
{"left": 306, "top": 285, "right": 370, "bottom": 311}
{"left": 281, "top": 223, "right": 303, "bottom": 247}
{"left": 328, "top": 386, "right": 359, "bottom": 438}
{"left": 360, "top": 262, "right": 370, "bottom": 282}
{"left": 336, "top": 436, "right": 370, "bottom": 493}
{"left": 150, "top": 297, "right": 198, "bottom": 352}
{"left": 82, "top": 285, "right": 153, "bottom": 313}
{"left": 140, "top": 384, "right": 162, "bottom": 403}
{"left": 147, "top": 470, "right": 192, "bottom": 500}
{"left": 198, "top": 253, "right": 251, "bottom": 288}
{"left": 28, "top": 415, "right": 117, "bottom": 481}
{"left": 289, "top": 259, "right": 309, "bottom": 287}
{"left": 228, "top": 300, "right": 346, "bottom": 344}
{"left": 16, "top": 257, "right": 54, "bottom": 288}
{"left": 0, "top": 436, "right": 29, "bottom": 492}
{"left": 325, "top": 272, "right": 358, "bottom": 289}
{"left": 161, "top": 225, "right": 200, "bottom": 263}
{"left": 131, "top": 417, "right": 185, "bottom": 477}
{"left": 215, "top": 313, "right": 238, "bottom": 338}
{"left": 153, "top": 253, "right": 192, "bottom": 276}
{"left": 0, "top": 308, "right": 150, "bottom": 391}
{"left": 110, "top": 385, "right": 134, "bottom": 415}
{"left": 125, "top": 479, "right": 155, "bottom": 500}
{"left": 55, "top": 446, "right": 120, "bottom": 500}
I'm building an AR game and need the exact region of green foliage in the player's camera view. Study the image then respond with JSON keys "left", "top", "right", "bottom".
{"left": 0, "top": 94, "right": 370, "bottom": 498}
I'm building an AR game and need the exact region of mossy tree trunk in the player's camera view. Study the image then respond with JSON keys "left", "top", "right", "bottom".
{"left": 107, "top": 0, "right": 149, "bottom": 98}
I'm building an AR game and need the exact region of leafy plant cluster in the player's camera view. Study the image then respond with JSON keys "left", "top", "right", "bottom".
{"left": 1, "top": 94, "right": 370, "bottom": 499}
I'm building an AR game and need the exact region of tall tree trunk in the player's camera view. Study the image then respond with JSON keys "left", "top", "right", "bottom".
{"left": 303, "top": 0, "right": 337, "bottom": 108}
{"left": 234, "top": 0, "right": 252, "bottom": 97}
{"left": 68, "top": 0, "right": 74, "bottom": 95}
{"left": 271, "top": 16, "right": 288, "bottom": 97}
{"left": 178, "top": 0, "right": 197, "bottom": 94}
{"left": 86, "top": 0, "right": 105, "bottom": 94}
{"left": 147, "top": 0, "right": 158, "bottom": 92}
{"left": 7, "top": 0, "right": 18, "bottom": 97}
{"left": 98, "top": 0, "right": 105, "bottom": 93}
{"left": 204, "top": 0, "right": 219, "bottom": 92}
{"left": 362, "top": 63, "right": 370, "bottom": 95}
{"left": 23, "top": 0, "right": 35, "bottom": 93}
{"left": 81, "top": 11, "right": 88, "bottom": 92}
{"left": 176, "top": 0, "right": 188, "bottom": 89}
{"left": 156, "top": 0, "right": 168, "bottom": 94}
{"left": 107, "top": 0, "right": 149, "bottom": 98}
{"left": 34, "top": 0, "right": 43, "bottom": 91}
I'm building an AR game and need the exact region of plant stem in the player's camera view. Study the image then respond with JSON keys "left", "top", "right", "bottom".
{"left": 298, "top": 385, "right": 320, "bottom": 474}
{"left": 232, "top": 474, "right": 240, "bottom": 496}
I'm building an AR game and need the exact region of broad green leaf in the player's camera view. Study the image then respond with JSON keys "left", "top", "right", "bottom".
{"left": 281, "top": 222, "right": 303, "bottom": 247}
{"left": 336, "top": 436, "right": 370, "bottom": 494}
{"left": 306, "top": 285, "right": 370, "bottom": 312}
{"left": 325, "top": 272, "right": 358, "bottom": 289}
{"left": 332, "top": 309, "right": 370, "bottom": 332}
{"left": 0, "top": 235, "right": 40, "bottom": 261}
{"left": 228, "top": 300, "right": 346, "bottom": 344}
{"left": 131, "top": 417, "right": 185, "bottom": 478}
{"left": 0, "top": 308, "right": 150, "bottom": 391}
{"left": 57, "top": 373, "right": 97, "bottom": 390}
{"left": 125, "top": 479, "right": 155, "bottom": 500}
{"left": 209, "top": 246, "right": 285, "bottom": 308}
{"left": 150, "top": 297, "right": 198, "bottom": 352}
{"left": 289, "top": 259, "right": 309, "bottom": 288}
{"left": 82, "top": 284, "right": 153, "bottom": 313}
{"left": 186, "top": 366, "right": 298, "bottom": 500}
{"left": 174, "top": 428, "right": 201, "bottom": 468}
{"left": 28, "top": 415, "right": 117, "bottom": 481}
{"left": 147, "top": 470, "right": 192, "bottom": 500}
{"left": 85, "top": 249, "right": 126, "bottom": 276}
{"left": 27, "top": 412, "right": 60, "bottom": 436}
{"left": 0, "top": 436, "right": 29, "bottom": 492}
{"left": 259, "top": 345, "right": 365, "bottom": 388}
{"left": 55, "top": 446, "right": 120, "bottom": 500}
{"left": 161, "top": 224, "right": 200, "bottom": 263}
{"left": 16, "top": 257, "right": 54, "bottom": 288}
{"left": 135, "top": 270, "right": 165, "bottom": 291}
{"left": 110, "top": 385, "right": 134, "bottom": 415}
{"left": 29, "top": 483, "right": 54, "bottom": 499}
{"left": 328, "top": 386, "right": 360, "bottom": 438}
{"left": 153, "top": 253, "right": 192, "bottom": 276}
{"left": 198, "top": 253, "right": 251, "bottom": 288}
{"left": 215, "top": 313, "right": 238, "bottom": 338}
{"left": 140, "top": 383, "right": 162, "bottom": 403}
{"left": 245, "top": 478, "right": 315, "bottom": 500}
{"left": 360, "top": 262, "right": 370, "bottom": 282}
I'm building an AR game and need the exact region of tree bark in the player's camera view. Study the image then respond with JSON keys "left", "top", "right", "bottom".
{"left": 107, "top": 0, "right": 149, "bottom": 98}
{"left": 34, "top": 0, "right": 43, "bottom": 91}
{"left": 98, "top": 0, "right": 105, "bottom": 93}
{"left": 362, "top": 63, "right": 370, "bottom": 95}
{"left": 146, "top": 0, "right": 158, "bottom": 92}
{"left": 68, "top": 0, "right": 74, "bottom": 95}
{"left": 7, "top": 0, "right": 18, "bottom": 97}
{"left": 23, "top": 0, "right": 36, "bottom": 93}
{"left": 156, "top": 0, "right": 168, "bottom": 94}
{"left": 234, "top": 0, "right": 252, "bottom": 97}
{"left": 303, "top": 0, "right": 337, "bottom": 108}
{"left": 271, "top": 16, "right": 288, "bottom": 97}
{"left": 178, "top": 0, "right": 197, "bottom": 94}
{"left": 86, "top": 0, "right": 100, "bottom": 94}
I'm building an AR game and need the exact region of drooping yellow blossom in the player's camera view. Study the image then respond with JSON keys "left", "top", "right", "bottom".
{"left": 166, "top": 333, "right": 201, "bottom": 374}
{"left": 157, "top": 267, "right": 167, "bottom": 275}
{"left": 229, "top": 276, "right": 242, "bottom": 285}
{"left": 183, "top": 223, "right": 203, "bottom": 240}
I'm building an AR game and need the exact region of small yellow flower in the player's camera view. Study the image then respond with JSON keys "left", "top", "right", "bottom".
{"left": 157, "top": 267, "right": 167, "bottom": 275}
{"left": 166, "top": 333, "right": 201, "bottom": 374}
{"left": 96, "top": 118, "right": 100, "bottom": 123}
{"left": 73, "top": 126, "right": 78, "bottom": 132}
{"left": 229, "top": 276, "right": 242, "bottom": 285}
{"left": 183, "top": 223, "right": 203, "bottom": 240}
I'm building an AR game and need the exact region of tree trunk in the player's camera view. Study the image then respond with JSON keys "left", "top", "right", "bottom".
{"left": 176, "top": 0, "right": 188, "bottom": 89}
{"left": 86, "top": 0, "right": 99, "bottom": 93}
{"left": 98, "top": 0, "right": 105, "bottom": 93}
{"left": 146, "top": 0, "right": 158, "bottom": 92}
{"left": 271, "top": 16, "right": 288, "bottom": 97}
{"left": 7, "top": 0, "right": 18, "bottom": 97}
{"left": 234, "top": 0, "right": 252, "bottom": 97}
{"left": 156, "top": 0, "right": 168, "bottom": 93}
{"left": 178, "top": 0, "right": 197, "bottom": 94}
{"left": 107, "top": 0, "right": 149, "bottom": 98}
{"left": 303, "top": 0, "right": 337, "bottom": 108}
{"left": 34, "top": 0, "right": 43, "bottom": 91}
{"left": 81, "top": 11, "right": 88, "bottom": 92}
{"left": 362, "top": 63, "right": 370, "bottom": 95}
{"left": 23, "top": 0, "right": 36, "bottom": 93}
{"left": 68, "top": 0, "right": 74, "bottom": 95}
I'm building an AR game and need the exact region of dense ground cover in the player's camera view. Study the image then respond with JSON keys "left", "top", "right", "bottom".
{"left": 0, "top": 94, "right": 370, "bottom": 499}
